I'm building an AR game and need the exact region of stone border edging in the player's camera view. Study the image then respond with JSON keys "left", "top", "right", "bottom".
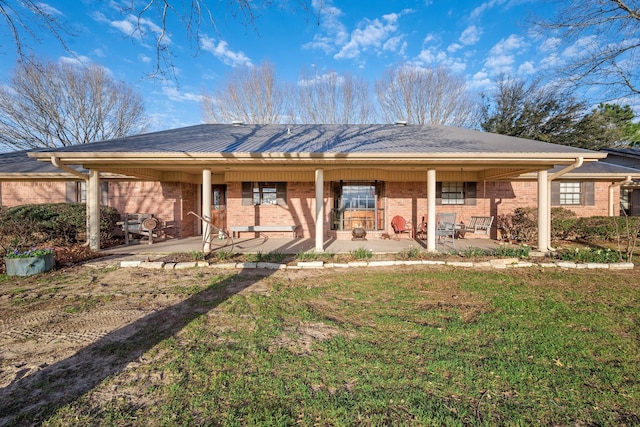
{"left": 117, "top": 259, "right": 635, "bottom": 270}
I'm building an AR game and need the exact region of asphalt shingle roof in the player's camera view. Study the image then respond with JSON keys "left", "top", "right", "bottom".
{"left": 31, "top": 124, "right": 597, "bottom": 155}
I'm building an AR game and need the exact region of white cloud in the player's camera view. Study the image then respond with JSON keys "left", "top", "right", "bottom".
{"left": 304, "top": 1, "right": 410, "bottom": 63}
{"left": 110, "top": 18, "right": 136, "bottom": 35}
{"left": 418, "top": 46, "right": 447, "bottom": 64}
{"left": 334, "top": 13, "right": 403, "bottom": 60}
{"left": 448, "top": 43, "right": 463, "bottom": 53}
{"left": 297, "top": 71, "right": 344, "bottom": 87}
{"left": 303, "top": 1, "right": 348, "bottom": 53}
{"left": 383, "top": 35, "right": 407, "bottom": 54}
{"left": 468, "top": 70, "right": 492, "bottom": 91}
{"left": 483, "top": 34, "right": 526, "bottom": 74}
{"left": 37, "top": 2, "right": 62, "bottom": 16}
{"left": 459, "top": 25, "right": 481, "bottom": 46}
{"left": 539, "top": 37, "right": 561, "bottom": 52}
{"left": 518, "top": 61, "right": 536, "bottom": 75}
{"left": 59, "top": 54, "right": 92, "bottom": 67}
{"left": 200, "top": 36, "right": 252, "bottom": 68}
{"left": 561, "top": 35, "right": 598, "bottom": 60}
{"left": 470, "top": 0, "right": 507, "bottom": 19}
{"left": 160, "top": 85, "right": 202, "bottom": 103}
{"left": 93, "top": 11, "right": 171, "bottom": 46}
{"left": 490, "top": 34, "right": 525, "bottom": 56}
{"left": 138, "top": 54, "right": 152, "bottom": 64}
{"left": 484, "top": 54, "right": 515, "bottom": 74}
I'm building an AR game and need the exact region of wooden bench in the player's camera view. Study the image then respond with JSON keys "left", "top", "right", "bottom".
{"left": 118, "top": 213, "right": 160, "bottom": 245}
{"left": 461, "top": 216, "right": 494, "bottom": 235}
{"left": 230, "top": 225, "right": 298, "bottom": 238}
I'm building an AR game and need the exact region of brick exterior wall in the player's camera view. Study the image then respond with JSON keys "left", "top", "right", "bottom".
{"left": 108, "top": 181, "right": 199, "bottom": 238}
{"left": 0, "top": 178, "right": 620, "bottom": 241}
{"left": 0, "top": 180, "right": 199, "bottom": 239}
{"left": 0, "top": 181, "right": 67, "bottom": 206}
{"left": 226, "top": 181, "right": 321, "bottom": 238}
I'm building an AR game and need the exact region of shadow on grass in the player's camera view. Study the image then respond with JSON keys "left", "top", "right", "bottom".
{"left": 0, "top": 269, "right": 273, "bottom": 426}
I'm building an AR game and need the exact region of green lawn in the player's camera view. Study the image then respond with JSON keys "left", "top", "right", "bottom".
{"left": 31, "top": 268, "right": 640, "bottom": 426}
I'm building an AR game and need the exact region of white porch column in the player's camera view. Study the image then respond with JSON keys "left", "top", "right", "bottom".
{"left": 537, "top": 170, "right": 549, "bottom": 252}
{"left": 202, "top": 169, "right": 212, "bottom": 252}
{"left": 88, "top": 170, "right": 101, "bottom": 251}
{"left": 315, "top": 169, "right": 325, "bottom": 252}
{"left": 426, "top": 169, "right": 437, "bottom": 252}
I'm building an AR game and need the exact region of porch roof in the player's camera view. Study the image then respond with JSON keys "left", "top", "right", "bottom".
{"left": 25, "top": 124, "right": 606, "bottom": 180}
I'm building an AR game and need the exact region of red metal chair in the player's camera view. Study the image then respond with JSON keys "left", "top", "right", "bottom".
{"left": 391, "top": 215, "right": 414, "bottom": 240}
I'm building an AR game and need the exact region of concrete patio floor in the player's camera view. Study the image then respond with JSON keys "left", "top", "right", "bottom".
{"left": 101, "top": 235, "right": 503, "bottom": 256}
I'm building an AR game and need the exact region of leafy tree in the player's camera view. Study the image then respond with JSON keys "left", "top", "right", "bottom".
{"left": 482, "top": 75, "right": 640, "bottom": 149}
{"left": 481, "top": 75, "right": 585, "bottom": 144}
{"left": 0, "top": 58, "right": 147, "bottom": 150}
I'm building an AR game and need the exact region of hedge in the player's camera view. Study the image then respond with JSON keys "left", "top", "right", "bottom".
{"left": 498, "top": 207, "right": 640, "bottom": 242}
{"left": 0, "top": 203, "right": 120, "bottom": 250}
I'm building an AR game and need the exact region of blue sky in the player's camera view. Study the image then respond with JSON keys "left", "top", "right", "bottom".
{"left": 0, "top": 0, "right": 570, "bottom": 132}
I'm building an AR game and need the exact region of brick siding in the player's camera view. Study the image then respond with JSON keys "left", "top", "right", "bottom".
{"left": 0, "top": 178, "right": 621, "bottom": 241}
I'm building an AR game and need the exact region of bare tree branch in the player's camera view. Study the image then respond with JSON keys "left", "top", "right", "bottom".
{"left": 375, "top": 65, "right": 480, "bottom": 127}
{"left": 1, "top": 0, "right": 315, "bottom": 80}
{"left": 531, "top": 0, "right": 640, "bottom": 97}
{"left": 0, "top": 58, "right": 148, "bottom": 151}
{"left": 201, "top": 61, "right": 290, "bottom": 124}
{"left": 292, "top": 68, "right": 376, "bottom": 124}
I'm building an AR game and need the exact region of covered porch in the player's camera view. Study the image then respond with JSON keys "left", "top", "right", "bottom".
{"left": 101, "top": 234, "right": 503, "bottom": 257}
{"left": 28, "top": 124, "right": 607, "bottom": 255}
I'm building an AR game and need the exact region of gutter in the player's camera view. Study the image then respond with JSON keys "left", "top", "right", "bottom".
{"left": 548, "top": 157, "right": 584, "bottom": 181}
{"left": 51, "top": 156, "right": 88, "bottom": 180}
{"left": 609, "top": 175, "right": 633, "bottom": 216}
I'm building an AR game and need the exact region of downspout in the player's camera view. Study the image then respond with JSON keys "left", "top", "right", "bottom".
{"left": 51, "top": 157, "right": 91, "bottom": 246}
{"left": 609, "top": 176, "right": 633, "bottom": 216}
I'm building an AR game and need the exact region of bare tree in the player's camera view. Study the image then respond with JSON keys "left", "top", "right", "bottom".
{"left": 375, "top": 65, "right": 480, "bottom": 127}
{"left": 531, "top": 0, "right": 640, "bottom": 98}
{"left": 201, "top": 61, "right": 290, "bottom": 124}
{"left": 292, "top": 68, "right": 377, "bottom": 124}
{"left": 0, "top": 58, "right": 147, "bottom": 150}
{"left": 1, "top": 0, "right": 314, "bottom": 79}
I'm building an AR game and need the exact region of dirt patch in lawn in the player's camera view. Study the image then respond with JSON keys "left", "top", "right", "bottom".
{"left": 0, "top": 261, "right": 637, "bottom": 426}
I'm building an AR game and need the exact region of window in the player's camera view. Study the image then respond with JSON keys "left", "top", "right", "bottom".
{"left": 65, "top": 181, "right": 108, "bottom": 205}
{"left": 331, "top": 181, "right": 385, "bottom": 230}
{"left": 441, "top": 182, "right": 464, "bottom": 205}
{"left": 559, "top": 182, "right": 581, "bottom": 205}
{"left": 551, "top": 181, "right": 594, "bottom": 206}
{"left": 242, "top": 182, "right": 286, "bottom": 206}
{"left": 436, "top": 182, "right": 476, "bottom": 206}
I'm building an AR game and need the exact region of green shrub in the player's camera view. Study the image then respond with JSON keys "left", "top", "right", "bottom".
{"left": 558, "top": 247, "right": 623, "bottom": 263}
{"left": 550, "top": 207, "right": 577, "bottom": 240}
{"left": 500, "top": 207, "right": 638, "bottom": 244}
{"left": 493, "top": 244, "right": 531, "bottom": 258}
{"left": 0, "top": 203, "right": 120, "bottom": 249}
{"left": 350, "top": 247, "right": 373, "bottom": 260}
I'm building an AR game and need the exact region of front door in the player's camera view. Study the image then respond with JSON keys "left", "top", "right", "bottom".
{"left": 211, "top": 185, "right": 227, "bottom": 232}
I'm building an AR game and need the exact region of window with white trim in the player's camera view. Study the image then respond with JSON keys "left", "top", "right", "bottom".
{"left": 241, "top": 182, "right": 286, "bottom": 206}
{"left": 551, "top": 181, "right": 594, "bottom": 206}
{"left": 436, "top": 182, "right": 477, "bottom": 206}
{"left": 559, "top": 182, "right": 581, "bottom": 205}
